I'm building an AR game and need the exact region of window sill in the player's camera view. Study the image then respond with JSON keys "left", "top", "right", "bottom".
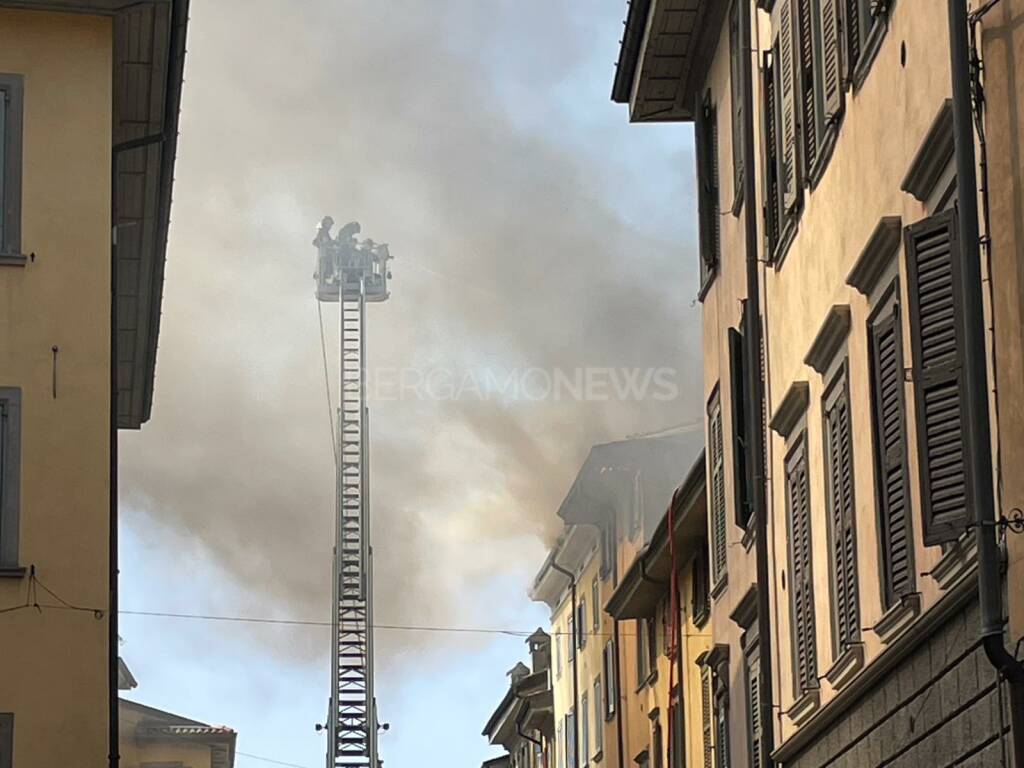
{"left": 0, "top": 566, "right": 27, "bottom": 579}
{"left": 0, "top": 252, "right": 28, "bottom": 267}
{"left": 635, "top": 669, "right": 658, "bottom": 694}
{"left": 807, "top": 122, "right": 840, "bottom": 192}
{"left": 697, "top": 269, "right": 718, "bottom": 303}
{"left": 740, "top": 517, "right": 756, "bottom": 552}
{"left": 787, "top": 687, "right": 821, "bottom": 727}
{"left": 770, "top": 216, "right": 798, "bottom": 271}
{"left": 872, "top": 592, "right": 921, "bottom": 644}
{"left": 823, "top": 642, "right": 864, "bottom": 691}
{"left": 710, "top": 575, "right": 728, "bottom": 601}
{"left": 929, "top": 534, "right": 977, "bottom": 591}
{"left": 593, "top": 750, "right": 604, "bottom": 764}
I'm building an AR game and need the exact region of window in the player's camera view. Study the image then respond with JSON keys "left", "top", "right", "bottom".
{"left": 555, "top": 622, "right": 562, "bottom": 679}
{"left": 0, "top": 713, "right": 10, "bottom": 768}
{"left": 0, "top": 74, "right": 24, "bottom": 258}
{"left": 602, "top": 641, "right": 617, "bottom": 718}
{"left": 700, "top": 666, "right": 714, "bottom": 768}
{"left": 592, "top": 579, "right": 601, "bottom": 632}
{"left": 0, "top": 388, "right": 21, "bottom": 569}
{"left": 713, "top": 672, "right": 730, "bottom": 768}
{"left": 905, "top": 211, "right": 972, "bottom": 544}
{"left": 600, "top": 523, "right": 614, "bottom": 581}
{"left": 593, "top": 677, "right": 604, "bottom": 754}
{"left": 823, "top": 364, "right": 860, "bottom": 653}
{"left": 785, "top": 435, "right": 818, "bottom": 695}
{"left": 844, "top": 0, "right": 891, "bottom": 86}
{"left": 577, "top": 599, "right": 588, "bottom": 650}
{"left": 728, "top": 0, "right": 745, "bottom": 215}
{"left": 568, "top": 615, "right": 576, "bottom": 663}
{"left": 652, "top": 719, "right": 664, "bottom": 768}
{"left": 670, "top": 687, "right": 684, "bottom": 768}
{"left": 695, "top": 90, "right": 720, "bottom": 292}
{"left": 557, "top": 722, "right": 564, "bottom": 768}
{"left": 745, "top": 639, "right": 762, "bottom": 768}
{"left": 691, "top": 544, "right": 710, "bottom": 627}
{"left": 566, "top": 710, "right": 577, "bottom": 768}
{"left": 636, "top": 619, "right": 650, "bottom": 685}
{"left": 581, "top": 694, "right": 590, "bottom": 768}
{"left": 728, "top": 324, "right": 751, "bottom": 528}
{"left": 708, "top": 389, "right": 728, "bottom": 590}
{"left": 868, "top": 283, "right": 915, "bottom": 606}
{"left": 647, "top": 612, "right": 658, "bottom": 670}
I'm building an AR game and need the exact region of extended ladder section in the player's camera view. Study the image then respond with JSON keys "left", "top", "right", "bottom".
{"left": 332, "top": 287, "right": 376, "bottom": 768}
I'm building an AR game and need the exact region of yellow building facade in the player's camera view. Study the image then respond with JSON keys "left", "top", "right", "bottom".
{"left": 0, "top": 2, "right": 187, "bottom": 766}
{"left": 613, "top": 0, "right": 1024, "bottom": 764}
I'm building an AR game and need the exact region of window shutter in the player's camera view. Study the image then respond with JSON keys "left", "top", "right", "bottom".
{"left": 747, "top": 654, "right": 762, "bottom": 768}
{"left": 763, "top": 49, "right": 782, "bottom": 255}
{"left": 905, "top": 211, "right": 972, "bottom": 544}
{"left": 730, "top": 0, "right": 745, "bottom": 214}
{"left": 824, "top": 370, "right": 859, "bottom": 651}
{"left": 786, "top": 439, "right": 818, "bottom": 693}
{"left": 844, "top": 0, "right": 862, "bottom": 81}
{"left": 695, "top": 93, "right": 721, "bottom": 281}
{"left": 714, "top": 688, "right": 730, "bottom": 768}
{"left": 796, "top": 0, "right": 819, "bottom": 172}
{"left": 869, "top": 300, "right": 914, "bottom": 604}
{"left": 709, "top": 395, "right": 727, "bottom": 585}
{"left": 701, "top": 667, "right": 713, "bottom": 768}
{"left": 820, "top": 0, "right": 844, "bottom": 120}
{"left": 729, "top": 326, "right": 751, "bottom": 527}
{"left": 778, "top": 0, "right": 802, "bottom": 212}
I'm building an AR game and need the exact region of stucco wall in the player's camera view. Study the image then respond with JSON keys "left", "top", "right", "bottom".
{"left": 0, "top": 8, "right": 113, "bottom": 767}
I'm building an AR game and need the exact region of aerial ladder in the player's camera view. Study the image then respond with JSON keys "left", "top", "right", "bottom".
{"left": 313, "top": 217, "right": 392, "bottom": 768}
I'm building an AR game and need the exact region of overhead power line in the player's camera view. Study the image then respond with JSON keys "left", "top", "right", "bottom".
{"left": 238, "top": 751, "right": 315, "bottom": 768}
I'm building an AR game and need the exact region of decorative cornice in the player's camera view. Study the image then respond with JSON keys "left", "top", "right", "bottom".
{"left": 704, "top": 643, "right": 730, "bottom": 670}
{"left": 804, "top": 306, "right": 851, "bottom": 374}
{"left": 770, "top": 381, "right": 810, "bottom": 438}
{"left": 846, "top": 217, "right": 903, "bottom": 296}
{"left": 930, "top": 536, "right": 978, "bottom": 590}
{"left": 901, "top": 99, "right": 954, "bottom": 202}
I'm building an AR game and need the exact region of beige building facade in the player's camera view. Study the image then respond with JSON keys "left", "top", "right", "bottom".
{"left": 0, "top": 2, "right": 186, "bottom": 766}
{"left": 613, "top": 0, "right": 1024, "bottom": 765}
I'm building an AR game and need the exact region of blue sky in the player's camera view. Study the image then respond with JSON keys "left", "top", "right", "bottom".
{"left": 117, "top": 3, "right": 698, "bottom": 767}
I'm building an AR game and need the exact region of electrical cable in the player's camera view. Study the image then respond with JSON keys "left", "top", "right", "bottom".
{"left": 237, "top": 751, "right": 314, "bottom": 768}
{"left": 316, "top": 298, "right": 338, "bottom": 468}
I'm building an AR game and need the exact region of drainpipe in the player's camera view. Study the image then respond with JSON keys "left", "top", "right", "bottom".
{"left": 551, "top": 561, "right": 580, "bottom": 768}
{"left": 613, "top": 619, "right": 626, "bottom": 768}
{"left": 739, "top": 2, "right": 775, "bottom": 765}
{"left": 947, "top": 2, "right": 1024, "bottom": 764}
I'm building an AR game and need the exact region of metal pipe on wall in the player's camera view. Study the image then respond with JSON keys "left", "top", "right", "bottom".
{"left": 947, "top": 1, "right": 1024, "bottom": 764}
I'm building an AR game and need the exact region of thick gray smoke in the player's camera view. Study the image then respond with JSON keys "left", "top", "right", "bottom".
{"left": 119, "top": 0, "right": 703, "bottom": 668}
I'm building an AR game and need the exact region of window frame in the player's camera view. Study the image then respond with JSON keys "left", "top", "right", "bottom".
{"left": 592, "top": 578, "right": 601, "bottom": 633}
{"left": 578, "top": 598, "right": 588, "bottom": 650}
{"left": 603, "top": 640, "right": 617, "bottom": 720}
{"left": 695, "top": 90, "right": 721, "bottom": 299}
{"left": 707, "top": 387, "right": 728, "bottom": 593}
{"left": 784, "top": 430, "right": 819, "bottom": 697}
{"left": 867, "top": 280, "right": 916, "bottom": 608}
{"left": 0, "top": 74, "right": 25, "bottom": 260}
{"left": 0, "top": 713, "right": 10, "bottom": 768}
{"left": 0, "top": 388, "right": 22, "bottom": 571}
{"left": 581, "top": 693, "right": 590, "bottom": 768}
{"left": 593, "top": 676, "right": 604, "bottom": 756}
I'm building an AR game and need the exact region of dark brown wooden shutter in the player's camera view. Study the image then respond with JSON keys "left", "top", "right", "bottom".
{"left": 869, "top": 299, "right": 914, "bottom": 605}
{"left": 729, "top": 325, "right": 751, "bottom": 527}
{"left": 701, "top": 666, "right": 713, "bottom": 768}
{"left": 747, "top": 653, "right": 762, "bottom": 768}
{"left": 763, "top": 49, "right": 782, "bottom": 255}
{"left": 730, "top": 0, "right": 745, "bottom": 214}
{"left": 714, "top": 684, "right": 730, "bottom": 768}
{"left": 709, "top": 394, "right": 728, "bottom": 585}
{"left": 905, "top": 211, "right": 972, "bottom": 544}
{"left": 786, "top": 438, "right": 818, "bottom": 693}
{"left": 820, "top": 0, "right": 843, "bottom": 120}
{"left": 796, "top": 0, "right": 818, "bottom": 172}
{"left": 824, "top": 368, "right": 859, "bottom": 651}
{"left": 692, "top": 544, "right": 710, "bottom": 625}
{"left": 695, "top": 92, "right": 721, "bottom": 280}
{"left": 778, "top": 0, "right": 802, "bottom": 211}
